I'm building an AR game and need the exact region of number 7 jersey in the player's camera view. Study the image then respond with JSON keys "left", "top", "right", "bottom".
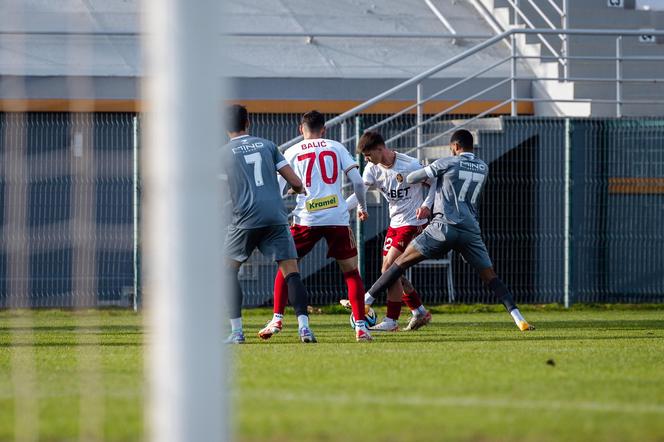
{"left": 284, "top": 138, "right": 359, "bottom": 227}
{"left": 423, "top": 152, "right": 488, "bottom": 234}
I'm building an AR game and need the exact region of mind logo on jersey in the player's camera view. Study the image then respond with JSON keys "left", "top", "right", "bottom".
{"left": 306, "top": 194, "right": 339, "bottom": 212}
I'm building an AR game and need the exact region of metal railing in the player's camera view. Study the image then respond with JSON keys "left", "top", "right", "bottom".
{"left": 279, "top": 28, "right": 664, "bottom": 154}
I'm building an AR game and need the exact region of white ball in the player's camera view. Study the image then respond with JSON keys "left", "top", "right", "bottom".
{"left": 349, "top": 307, "right": 378, "bottom": 328}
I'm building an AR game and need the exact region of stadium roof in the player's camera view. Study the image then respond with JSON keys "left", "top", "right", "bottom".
{"left": 0, "top": 0, "right": 526, "bottom": 104}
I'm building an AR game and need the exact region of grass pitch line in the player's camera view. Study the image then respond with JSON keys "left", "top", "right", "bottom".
{"left": 245, "top": 391, "right": 664, "bottom": 415}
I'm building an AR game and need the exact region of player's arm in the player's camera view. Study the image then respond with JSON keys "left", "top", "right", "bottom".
{"left": 406, "top": 158, "right": 448, "bottom": 184}
{"left": 416, "top": 180, "right": 436, "bottom": 219}
{"left": 274, "top": 145, "right": 305, "bottom": 194}
{"left": 277, "top": 164, "right": 305, "bottom": 194}
{"left": 345, "top": 182, "right": 374, "bottom": 211}
{"left": 346, "top": 167, "right": 368, "bottom": 220}
{"left": 346, "top": 167, "right": 374, "bottom": 211}
{"left": 338, "top": 143, "right": 369, "bottom": 220}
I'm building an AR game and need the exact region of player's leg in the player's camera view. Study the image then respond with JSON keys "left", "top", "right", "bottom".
{"left": 224, "top": 258, "right": 246, "bottom": 344}
{"left": 223, "top": 224, "right": 255, "bottom": 343}
{"left": 258, "top": 225, "right": 317, "bottom": 342}
{"left": 370, "top": 246, "right": 405, "bottom": 332}
{"left": 278, "top": 259, "right": 316, "bottom": 343}
{"left": 364, "top": 224, "right": 443, "bottom": 301}
{"left": 460, "top": 234, "right": 534, "bottom": 331}
{"left": 328, "top": 226, "right": 371, "bottom": 342}
{"left": 271, "top": 224, "right": 318, "bottom": 317}
{"left": 340, "top": 227, "right": 397, "bottom": 311}
{"left": 479, "top": 267, "right": 534, "bottom": 331}
{"left": 393, "top": 226, "right": 431, "bottom": 330}
{"left": 400, "top": 275, "right": 432, "bottom": 331}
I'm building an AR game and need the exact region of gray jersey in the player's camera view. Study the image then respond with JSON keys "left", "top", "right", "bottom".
{"left": 220, "top": 135, "right": 289, "bottom": 229}
{"left": 424, "top": 152, "right": 488, "bottom": 234}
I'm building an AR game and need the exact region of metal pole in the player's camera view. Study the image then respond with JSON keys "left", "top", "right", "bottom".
{"left": 562, "top": 0, "right": 569, "bottom": 80}
{"left": 616, "top": 36, "right": 623, "bottom": 118}
{"left": 132, "top": 116, "right": 140, "bottom": 312}
{"left": 563, "top": 117, "right": 572, "bottom": 308}
{"left": 514, "top": 0, "right": 520, "bottom": 27}
{"left": 354, "top": 115, "right": 365, "bottom": 278}
{"left": 143, "top": 0, "right": 225, "bottom": 441}
{"left": 416, "top": 83, "right": 423, "bottom": 160}
{"left": 511, "top": 33, "right": 517, "bottom": 116}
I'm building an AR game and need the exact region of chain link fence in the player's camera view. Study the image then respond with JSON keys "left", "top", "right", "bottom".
{"left": 0, "top": 112, "right": 663, "bottom": 307}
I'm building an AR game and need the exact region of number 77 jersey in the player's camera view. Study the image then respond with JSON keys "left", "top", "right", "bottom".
{"left": 284, "top": 138, "right": 359, "bottom": 227}
{"left": 423, "top": 152, "right": 488, "bottom": 234}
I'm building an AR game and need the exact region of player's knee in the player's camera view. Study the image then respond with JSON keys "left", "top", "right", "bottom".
{"left": 278, "top": 259, "right": 299, "bottom": 276}
{"left": 400, "top": 276, "right": 414, "bottom": 292}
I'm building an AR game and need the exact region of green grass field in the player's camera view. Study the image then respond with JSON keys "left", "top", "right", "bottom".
{"left": 1, "top": 306, "right": 664, "bottom": 441}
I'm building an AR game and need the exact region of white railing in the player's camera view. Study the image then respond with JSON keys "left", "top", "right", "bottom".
{"left": 277, "top": 28, "right": 664, "bottom": 153}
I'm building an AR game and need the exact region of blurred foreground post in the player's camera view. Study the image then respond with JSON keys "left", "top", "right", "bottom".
{"left": 143, "top": 0, "right": 225, "bottom": 440}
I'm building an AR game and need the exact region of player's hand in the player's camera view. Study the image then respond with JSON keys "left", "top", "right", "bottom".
{"left": 358, "top": 211, "right": 369, "bottom": 221}
{"left": 416, "top": 206, "right": 431, "bottom": 220}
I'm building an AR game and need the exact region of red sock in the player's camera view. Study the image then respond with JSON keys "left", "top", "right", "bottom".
{"left": 343, "top": 269, "right": 366, "bottom": 322}
{"left": 386, "top": 300, "right": 402, "bottom": 320}
{"left": 402, "top": 290, "right": 423, "bottom": 311}
{"left": 273, "top": 271, "right": 288, "bottom": 315}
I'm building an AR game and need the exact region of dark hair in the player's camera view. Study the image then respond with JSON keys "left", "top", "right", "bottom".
{"left": 356, "top": 131, "right": 385, "bottom": 154}
{"left": 301, "top": 110, "right": 326, "bottom": 132}
{"left": 450, "top": 129, "right": 473, "bottom": 150}
{"left": 226, "top": 104, "right": 248, "bottom": 133}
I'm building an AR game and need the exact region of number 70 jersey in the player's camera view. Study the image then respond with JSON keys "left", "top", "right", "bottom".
{"left": 284, "top": 138, "right": 359, "bottom": 227}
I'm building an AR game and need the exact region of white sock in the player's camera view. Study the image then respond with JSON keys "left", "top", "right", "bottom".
{"left": 297, "top": 315, "right": 309, "bottom": 329}
{"left": 383, "top": 317, "right": 397, "bottom": 324}
{"left": 510, "top": 308, "right": 526, "bottom": 324}
{"left": 364, "top": 293, "right": 375, "bottom": 305}
{"left": 355, "top": 319, "right": 366, "bottom": 329}
{"left": 230, "top": 317, "right": 243, "bottom": 332}
{"left": 412, "top": 305, "right": 427, "bottom": 316}
{"left": 273, "top": 313, "right": 284, "bottom": 322}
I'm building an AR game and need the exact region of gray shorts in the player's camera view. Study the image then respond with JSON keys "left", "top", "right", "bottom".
{"left": 411, "top": 222, "right": 493, "bottom": 270}
{"left": 224, "top": 224, "right": 298, "bottom": 263}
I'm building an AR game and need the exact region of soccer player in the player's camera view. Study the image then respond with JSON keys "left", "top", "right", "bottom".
{"left": 342, "top": 131, "right": 434, "bottom": 332}
{"left": 258, "top": 110, "right": 373, "bottom": 342}
{"left": 221, "top": 104, "right": 316, "bottom": 344}
{"left": 363, "top": 129, "right": 535, "bottom": 332}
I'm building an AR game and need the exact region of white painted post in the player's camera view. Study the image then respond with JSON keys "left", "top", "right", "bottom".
{"left": 616, "top": 36, "right": 623, "bottom": 118}
{"left": 143, "top": 0, "right": 225, "bottom": 441}
{"left": 511, "top": 33, "right": 518, "bottom": 116}
{"left": 562, "top": 0, "right": 569, "bottom": 81}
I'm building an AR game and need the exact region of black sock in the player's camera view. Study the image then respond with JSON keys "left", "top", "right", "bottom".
{"left": 488, "top": 277, "right": 517, "bottom": 312}
{"left": 228, "top": 266, "right": 243, "bottom": 319}
{"left": 368, "top": 263, "right": 405, "bottom": 298}
{"left": 285, "top": 272, "right": 309, "bottom": 317}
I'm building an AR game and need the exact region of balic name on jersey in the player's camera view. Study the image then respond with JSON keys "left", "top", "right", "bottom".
{"left": 301, "top": 140, "right": 327, "bottom": 149}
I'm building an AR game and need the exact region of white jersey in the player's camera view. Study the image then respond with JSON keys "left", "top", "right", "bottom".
{"left": 363, "top": 152, "right": 432, "bottom": 228}
{"left": 284, "top": 138, "right": 358, "bottom": 226}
